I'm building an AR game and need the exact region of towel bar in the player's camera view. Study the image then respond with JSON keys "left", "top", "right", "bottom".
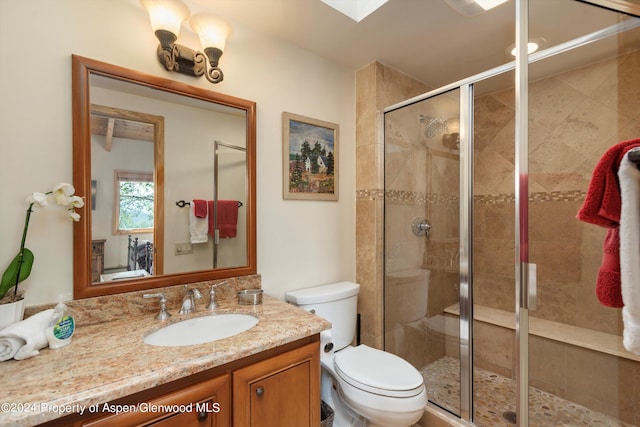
{"left": 176, "top": 200, "right": 243, "bottom": 207}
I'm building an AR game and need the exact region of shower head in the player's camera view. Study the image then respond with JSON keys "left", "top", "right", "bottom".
{"left": 420, "top": 115, "right": 449, "bottom": 138}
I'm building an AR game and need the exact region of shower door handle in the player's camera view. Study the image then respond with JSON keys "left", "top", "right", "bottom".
{"left": 523, "top": 262, "right": 537, "bottom": 311}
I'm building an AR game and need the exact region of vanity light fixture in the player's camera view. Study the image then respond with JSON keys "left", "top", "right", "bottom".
{"left": 140, "top": 0, "right": 231, "bottom": 84}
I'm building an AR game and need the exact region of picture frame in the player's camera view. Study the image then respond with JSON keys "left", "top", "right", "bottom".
{"left": 282, "top": 112, "right": 339, "bottom": 201}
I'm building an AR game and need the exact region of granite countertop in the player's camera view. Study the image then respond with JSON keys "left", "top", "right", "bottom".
{"left": 0, "top": 295, "right": 330, "bottom": 426}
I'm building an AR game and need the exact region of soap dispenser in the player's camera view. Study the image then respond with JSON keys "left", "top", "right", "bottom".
{"left": 45, "top": 294, "right": 75, "bottom": 349}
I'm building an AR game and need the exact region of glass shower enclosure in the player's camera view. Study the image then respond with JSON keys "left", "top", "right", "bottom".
{"left": 383, "top": 1, "right": 640, "bottom": 425}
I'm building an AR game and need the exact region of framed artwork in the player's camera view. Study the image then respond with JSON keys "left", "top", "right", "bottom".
{"left": 282, "top": 112, "right": 339, "bottom": 201}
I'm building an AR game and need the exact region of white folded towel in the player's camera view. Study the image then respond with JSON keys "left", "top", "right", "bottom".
{"left": 0, "top": 309, "right": 54, "bottom": 361}
{"left": 618, "top": 153, "right": 640, "bottom": 355}
{"left": 189, "top": 200, "right": 208, "bottom": 244}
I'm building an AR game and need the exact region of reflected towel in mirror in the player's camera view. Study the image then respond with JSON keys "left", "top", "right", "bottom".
{"left": 208, "top": 200, "right": 239, "bottom": 238}
{"left": 190, "top": 199, "right": 209, "bottom": 244}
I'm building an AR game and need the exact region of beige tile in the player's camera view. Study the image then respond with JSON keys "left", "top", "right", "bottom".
{"left": 474, "top": 148, "right": 515, "bottom": 195}
{"left": 473, "top": 95, "right": 515, "bottom": 154}
{"left": 529, "top": 77, "right": 587, "bottom": 130}
{"left": 554, "top": 55, "right": 619, "bottom": 97}
{"left": 473, "top": 276, "right": 514, "bottom": 312}
{"left": 425, "top": 270, "right": 459, "bottom": 316}
{"left": 529, "top": 335, "right": 567, "bottom": 398}
{"left": 565, "top": 345, "right": 637, "bottom": 423}
{"left": 356, "top": 143, "right": 382, "bottom": 189}
{"left": 473, "top": 321, "right": 514, "bottom": 376}
{"left": 376, "top": 63, "right": 431, "bottom": 109}
{"left": 591, "top": 50, "right": 640, "bottom": 120}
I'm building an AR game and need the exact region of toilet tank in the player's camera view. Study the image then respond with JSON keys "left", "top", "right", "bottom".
{"left": 284, "top": 282, "right": 360, "bottom": 351}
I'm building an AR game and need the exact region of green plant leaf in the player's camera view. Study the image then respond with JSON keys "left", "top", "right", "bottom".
{"left": 0, "top": 249, "right": 34, "bottom": 299}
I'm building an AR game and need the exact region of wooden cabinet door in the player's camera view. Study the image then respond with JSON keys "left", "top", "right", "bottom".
{"left": 233, "top": 341, "right": 320, "bottom": 427}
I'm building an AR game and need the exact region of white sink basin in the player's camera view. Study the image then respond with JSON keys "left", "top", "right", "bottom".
{"left": 143, "top": 313, "right": 258, "bottom": 347}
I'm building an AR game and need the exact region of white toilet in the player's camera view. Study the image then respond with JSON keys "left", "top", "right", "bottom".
{"left": 285, "top": 282, "right": 427, "bottom": 427}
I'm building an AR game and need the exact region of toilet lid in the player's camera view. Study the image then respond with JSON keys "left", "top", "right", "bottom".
{"left": 334, "top": 345, "right": 424, "bottom": 398}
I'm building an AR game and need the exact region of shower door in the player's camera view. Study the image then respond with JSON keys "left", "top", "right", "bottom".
{"left": 384, "top": 87, "right": 474, "bottom": 419}
{"left": 521, "top": 1, "right": 640, "bottom": 425}
{"left": 383, "top": 1, "right": 640, "bottom": 426}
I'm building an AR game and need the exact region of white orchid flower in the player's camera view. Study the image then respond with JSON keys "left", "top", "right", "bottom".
{"left": 27, "top": 192, "right": 49, "bottom": 207}
{"left": 52, "top": 183, "right": 75, "bottom": 206}
{"left": 3, "top": 182, "right": 85, "bottom": 300}
{"left": 68, "top": 195, "right": 85, "bottom": 208}
{"left": 68, "top": 210, "right": 81, "bottom": 222}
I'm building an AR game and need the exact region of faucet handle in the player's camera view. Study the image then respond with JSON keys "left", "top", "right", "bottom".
{"left": 143, "top": 293, "right": 171, "bottom": 320}
{"left": 208, "top": 281, "right": 227, "bottom": 310}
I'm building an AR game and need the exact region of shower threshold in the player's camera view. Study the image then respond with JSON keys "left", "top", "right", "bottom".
{"left": 421, "top": 356, "right": 634, "bottom": 426}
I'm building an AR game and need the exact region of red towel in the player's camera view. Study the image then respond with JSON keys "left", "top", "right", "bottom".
{"left": 576, "top": 138, "right": 640, "bottom": 308}
{"left": 577, "top": 139, "right": 640, "bottom": 227}
{"left": 208, "top": 200, "right": 239, "bottom": 238}
{"left": 192, "top": 199, "right": 208, "bottom": 218}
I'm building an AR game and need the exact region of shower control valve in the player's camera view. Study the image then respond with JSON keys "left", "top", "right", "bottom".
{"left": 411, "top": 217, "right": 432, "bottom": 238}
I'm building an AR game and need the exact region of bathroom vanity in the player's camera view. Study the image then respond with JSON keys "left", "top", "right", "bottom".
{"left": 0, "top": 290, "right": 329, "bottom": 427}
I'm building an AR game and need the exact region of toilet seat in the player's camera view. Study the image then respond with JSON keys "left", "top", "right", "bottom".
{"left": 334, "top": 345, "right": 424, "bottom": 398}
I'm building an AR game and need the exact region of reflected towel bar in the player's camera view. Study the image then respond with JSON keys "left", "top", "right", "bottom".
{"left": 176, "top": 200, "right": 243, "bottom": 208}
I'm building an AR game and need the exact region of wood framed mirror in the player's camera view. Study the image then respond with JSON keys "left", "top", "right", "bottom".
{"left": 72, "top": 55, "right": 256, "bottom": 299}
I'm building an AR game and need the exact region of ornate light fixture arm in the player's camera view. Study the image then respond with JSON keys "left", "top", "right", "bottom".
{"left": 154, "top": 30, "right": 224, "bottom": 83}
{"left": 141, "top": 0, "right": 230, "bottom": 85}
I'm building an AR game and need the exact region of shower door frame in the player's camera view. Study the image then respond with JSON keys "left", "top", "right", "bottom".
{"left": 384, "top": 4, "right": 640, "bottom": 424}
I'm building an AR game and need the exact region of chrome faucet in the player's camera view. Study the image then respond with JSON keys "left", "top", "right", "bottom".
{"left": 179, "top": 286, "right": 202, "bottom": 315}
{"left": 143, "top": 293, "right": 171, "bottom": 320}
{"left": 208, "top": 281, "right": 227, "bottom": 310}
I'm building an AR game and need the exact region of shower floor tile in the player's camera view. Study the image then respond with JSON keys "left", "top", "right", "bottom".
{"left": 421, "top": 356, "right": 634, "bottom": 427}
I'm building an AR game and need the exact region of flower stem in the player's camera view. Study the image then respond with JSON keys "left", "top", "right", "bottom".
{"left": 13, "top": 203, "right": 33, "bottom": 297}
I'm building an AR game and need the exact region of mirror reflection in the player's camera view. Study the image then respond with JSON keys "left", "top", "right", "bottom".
{"left": 73, "top": 55, "right": 256, "bottom": 298}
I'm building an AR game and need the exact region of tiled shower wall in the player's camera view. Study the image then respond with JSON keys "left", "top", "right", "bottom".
{"left": 474, "top": 49, "right": 640, "bottom": 335}
{"left": 356, "top": 51, "right": 640, "bottom": 341}
{"left": 356, "top": 49, "right": 640, "bottom": 423}
{"left": 355, "top": 62, "right": 431, "bottom": 348}
{"left": 470, "top": 49, "right": 640, "bottom": 423}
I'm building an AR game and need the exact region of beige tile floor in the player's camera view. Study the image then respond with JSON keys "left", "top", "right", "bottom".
{"left": 421, "top": 357, "right": 634, "bottom": 427}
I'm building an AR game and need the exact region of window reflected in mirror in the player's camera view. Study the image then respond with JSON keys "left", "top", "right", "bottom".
{"left": 114, "top": 170, "right": 154, "bottom": 234}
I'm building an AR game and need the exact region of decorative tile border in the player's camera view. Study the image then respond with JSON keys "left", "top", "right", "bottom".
{"left": 361, "top": 189, "right": 587, "bottom": 206}
{"left": 356, "top": 189, "right": 384, "bottom": 200}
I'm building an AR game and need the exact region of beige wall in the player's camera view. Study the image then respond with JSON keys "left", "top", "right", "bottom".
{"left": 0, "top": 0, "right": 356, "bottom": 306}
